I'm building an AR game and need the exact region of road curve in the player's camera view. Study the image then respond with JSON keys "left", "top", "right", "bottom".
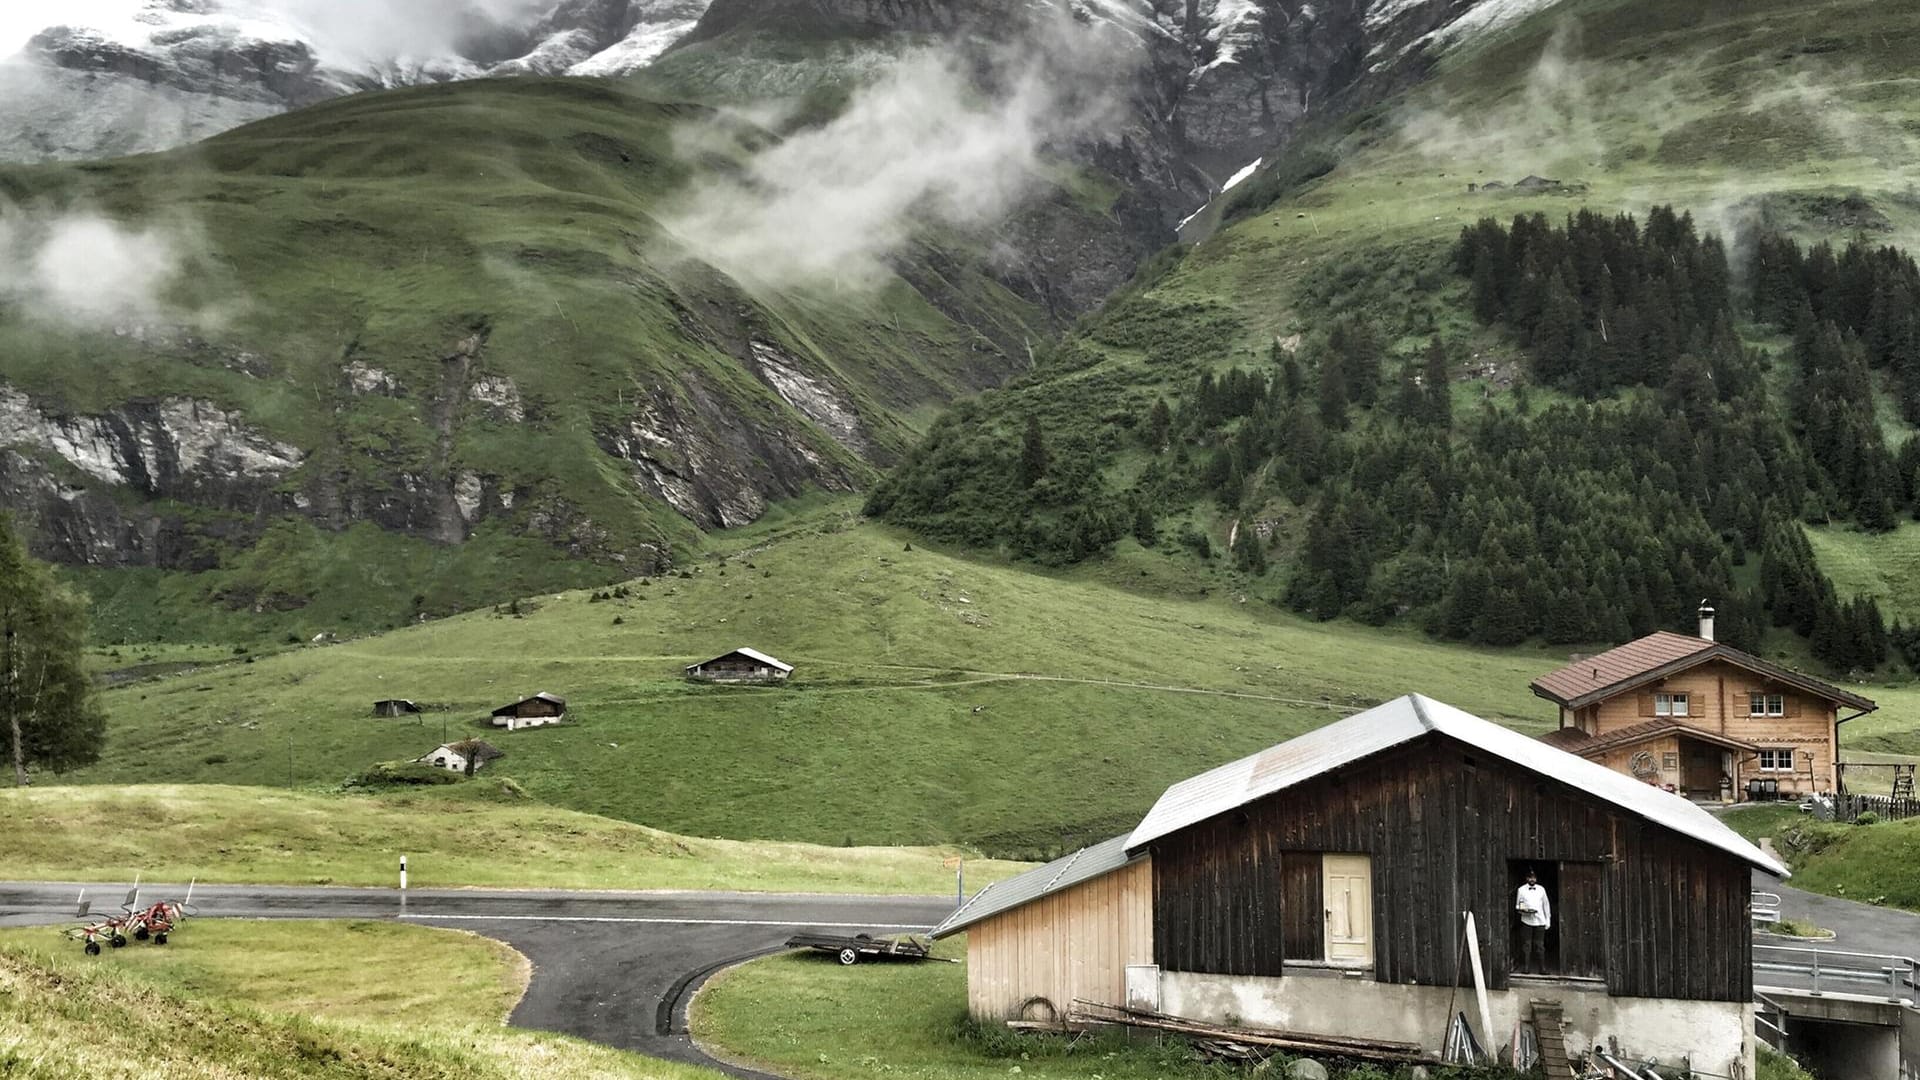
{"left": 0, "top": 882, "right": 954, "bottom": 1077}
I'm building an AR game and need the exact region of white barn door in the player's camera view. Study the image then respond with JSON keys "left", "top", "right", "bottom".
{"left": 1323, "top": 853, "right": 1374, "bottom": 967}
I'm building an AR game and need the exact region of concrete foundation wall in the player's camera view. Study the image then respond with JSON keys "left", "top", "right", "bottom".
{"left": 1901, "top": 1005, "right": 1920, "bottom": 1080}
{"left": 1159, "top": 970, "right": 1754, "bottom": 1076}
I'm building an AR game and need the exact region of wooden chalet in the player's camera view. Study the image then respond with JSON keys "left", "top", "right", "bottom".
{"left": 685, "top": 647, "right": 792, "bottom": 684}
{"left": 1531, "top": 605, "right": 1875, "bottom": 802}
{"left": 417, "top": 739, "right": 502, "bottom": 774}
{"left": 372, "top": 699, "right": 421, "bottom": 718}
{"left": 933, "top": 694, "right": 1782, "bottom": 1075}
{"left": 490, "top": 692, "right": 566, "bottom": 731}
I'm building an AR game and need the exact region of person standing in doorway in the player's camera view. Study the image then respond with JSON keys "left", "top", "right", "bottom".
{"left": 1515, "top": 867, "right": 1551, "bottom": 973}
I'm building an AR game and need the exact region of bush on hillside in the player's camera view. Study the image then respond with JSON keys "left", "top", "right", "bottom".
{"left": 347, "top": 761, "right": 462, "bottom": 788}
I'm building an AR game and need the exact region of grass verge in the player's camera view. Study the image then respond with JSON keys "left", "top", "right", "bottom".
{"left": 0, "top": 784, "right": 1031, "bottom": 892}
{"left": 1772, "top": 815, "right": 1920, "bottom": 911}
{"left": 692, "top": 943, "right": 1523, "bottom": 1080}
{"left": 0, "top": 919, "right": 718, "bottom": 1078}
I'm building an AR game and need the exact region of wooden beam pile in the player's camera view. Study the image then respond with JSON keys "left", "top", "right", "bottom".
{"left": 1065, "top": 1000, "right": 1425, "bottom": 1064}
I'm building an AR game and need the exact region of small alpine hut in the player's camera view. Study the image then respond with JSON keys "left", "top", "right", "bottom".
{"left": 372, "top": 699, "right": 421, "bottom": 718}
{"left": 416, "top": 739, "right": 502, "bottom": 774}
{"left": 490, "top": 692, "right": 566, "bottom": 731}
{"left": 685, "top": 647, "right": 792, "bottom": 684}
{"left": 932, "top": 694, "right": 1783, "bottom": 1076}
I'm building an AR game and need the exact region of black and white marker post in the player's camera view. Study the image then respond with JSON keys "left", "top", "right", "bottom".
{"left": 400, "top": 854, "right": 408, "bottom": 915}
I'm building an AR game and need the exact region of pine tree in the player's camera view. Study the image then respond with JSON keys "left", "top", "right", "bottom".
{"left": 1133, "top": 504, "right": 1158, "bottom": 548}
{"left": 1019, "top": 415, "right": 1049, "bottom": 488}
{"left": 1423, "top": 337, "right": 1453, "bottom": 428}
{"left": 1146, "top": 398, "right": 1172, "bottom": 453}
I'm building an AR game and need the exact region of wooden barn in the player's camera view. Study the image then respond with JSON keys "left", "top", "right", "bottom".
{"left": 685, "top": 648, "right": 792, "bottom": 684}
{"left": 939, "top": 694, "right": 1783, "bottom": 1076}
{"left": 490, "top": 692, "right": 566, "bottom": 731}
{"left": 372, "top": 699, "right": 421, "bottom": 718}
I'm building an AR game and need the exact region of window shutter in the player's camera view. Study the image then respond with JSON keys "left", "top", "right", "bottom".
{"left": 1734, "top": 691, "right": 1749, "bottom": 714}
{"left": 1783, "top": 695, "right": 1801, "bottom": 718}
{"left": 1638, "top": 692, "right": 1655, "bottom": 717}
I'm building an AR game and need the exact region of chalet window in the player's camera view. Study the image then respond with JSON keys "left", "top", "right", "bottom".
{"left": 1654, "top": 692, "right": 1689, "bottom": 717}
{"left": 1750, "top": 693, "right": 1785, "bottom": 717}
{"left": 1758, "top": 747, "right": 1796, "bottom": 772}
{"left": 1662, "top": 752, "right": 1679, "bottom": 771}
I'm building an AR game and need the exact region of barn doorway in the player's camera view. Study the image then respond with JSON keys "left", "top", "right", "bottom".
{"left": 1507, "top": 860, "right": 1560, "bottom": 975}
{"left": 1322, "top": 854, "right": 1373, "bottom": 967}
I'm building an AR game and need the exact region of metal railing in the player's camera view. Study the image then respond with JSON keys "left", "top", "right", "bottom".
{"left": 1753, "top": 943, "right": 1918, "bottom": 1000}
{"left": 1750, "top": 891, "right": 1782, "bottom": 925}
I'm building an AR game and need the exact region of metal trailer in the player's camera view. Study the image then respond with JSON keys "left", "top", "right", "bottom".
{"left": 783, "top": 932, "right": 936, "bottom": 966}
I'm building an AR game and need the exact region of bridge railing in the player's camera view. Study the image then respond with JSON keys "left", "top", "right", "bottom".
{"left": 1753, "top": 943, "right": 1918, "bottom": 1001}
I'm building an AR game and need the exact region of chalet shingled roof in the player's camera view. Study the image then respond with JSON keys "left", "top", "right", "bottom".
{"left": 1529, "top": 631, "right": 1875, "bottom": 713}
{"left": 1549, "top": 719, "right": 1759, "bottom": 757}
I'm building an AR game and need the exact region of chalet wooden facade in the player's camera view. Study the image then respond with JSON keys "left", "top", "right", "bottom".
{"left": 372, "top": 699, "right": 420, "bottom": 718}
{"left": 490, "top": 692, "right": 566, "bottom": 731}
{"left": 685, "top": 648, "right": 792, "bottom": 684}
{"left": 1532, "top": 608, "right": 1875, "bottom": 801}
{"left": 935, "top": 695, "right": 1783, "bottom": 1074}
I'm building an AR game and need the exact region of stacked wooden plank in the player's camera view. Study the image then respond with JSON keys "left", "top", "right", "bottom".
{"left": 1531, "top": 1000, "right": 1576, "bottom": 1080}
{"left": 1065, "top": 1000, "right": 1424, "bottom": 1064}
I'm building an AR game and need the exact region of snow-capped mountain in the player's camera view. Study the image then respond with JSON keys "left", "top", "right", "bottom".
{"left": 0, "top": 0, "right": 712, "bottom": 162}
{"left": 0, "top": 0, "right": 1561, "bottom": 166}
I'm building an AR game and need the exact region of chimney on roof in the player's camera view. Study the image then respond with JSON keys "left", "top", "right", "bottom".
{"left": 1698, "top": 600, "right": 1715, "bottom": 643}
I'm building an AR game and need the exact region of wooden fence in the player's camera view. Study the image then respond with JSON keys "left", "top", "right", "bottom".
{"left": 1833, "top": 793, "right": 1920, "bottom": 823}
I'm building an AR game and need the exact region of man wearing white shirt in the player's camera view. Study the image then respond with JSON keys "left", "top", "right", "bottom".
{"left": 1515, "top": 867, "right": 1552, "bottom": 973}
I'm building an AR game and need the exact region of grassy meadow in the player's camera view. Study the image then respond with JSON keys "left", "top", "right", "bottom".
{"left": 0, "top": 920, "right": 719, "bottom": 1079}
{"left": 0, "top": 783, "right": 1030, "bottom": 891}
{"left": 61, "top": 516, "right": 1578, "bottom": 857}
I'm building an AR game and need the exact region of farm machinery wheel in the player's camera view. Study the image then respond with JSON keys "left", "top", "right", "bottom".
{"left": 837, "top": 947, "right": 859, "bottom": 966}
{"left": 84, "top": 940, "right": 101, "bottom": 956}
{"left": 109, "top": 935, "right": 127, "bottom": 948}
{"left": 152, "top": 933, "right": 168, "bottom": 945}
{"left": 134, "top": 926, "right": 150, "bottom": 941}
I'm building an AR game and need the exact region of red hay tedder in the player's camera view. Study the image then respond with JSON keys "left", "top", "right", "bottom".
{"left": 67, "top": 878, "right": 197, "bottom": 955}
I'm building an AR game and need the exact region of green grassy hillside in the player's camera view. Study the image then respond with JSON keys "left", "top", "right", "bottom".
{"left": 0, "top": 782, "right": 1029, "bottom": 890}
{"left": 867, "top": 0, "right": 1920, "bottom": 669}
{"left": 0, "top": 920, "right": 718, "bottom": 1079}
{"left": 0, "top": 73, "right": 1054, "bottom": 642}
{"left": 47, "top": 509, "right": 1914, "bottom": 857}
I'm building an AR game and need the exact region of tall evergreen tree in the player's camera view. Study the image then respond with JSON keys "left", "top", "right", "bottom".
{"left": 0, "top": 518, "right": 104, "bottom": 786}
{"left": 1019, "top": 415, "right": 1049, "bottom": 488}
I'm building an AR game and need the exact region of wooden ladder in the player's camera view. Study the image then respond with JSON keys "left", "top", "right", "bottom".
{"left": 1531, "top": 1000, "right": 1576, "bottom": 1080}
{"left": 1894, "top": 764, "right": 1915, "bottom": 800}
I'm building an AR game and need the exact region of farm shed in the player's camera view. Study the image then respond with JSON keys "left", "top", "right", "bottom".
{"left": 685, "top": 647, "right": 792, "bottom": 683}
{"left": 948, "top": 694, "right": 1783, "bottom": 1077}
{"left": 490, "top": 692, "right": 566, "bottom": 730}
{"left": 416, "top": 739, "right": 502, "bottom": 774}
{"left": 372, "top": 699, "right": 420, "bottom": 718}
{"left": 931, "top": 835, "right": 1153, "bottom": 1023}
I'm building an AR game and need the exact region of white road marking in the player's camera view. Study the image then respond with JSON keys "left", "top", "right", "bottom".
{"left": 402, "top": 914, "right": 935, "bottom": 929}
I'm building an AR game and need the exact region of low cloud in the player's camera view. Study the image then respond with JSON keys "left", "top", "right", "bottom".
{"left": 655, "top": 17, "right": 1141, "bottom": 292}
{"left": 0, "top": 206, "right": 198, "bottom": 329}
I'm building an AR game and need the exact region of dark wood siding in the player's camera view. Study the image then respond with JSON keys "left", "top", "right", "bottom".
{"left": 1558, "top": 861, "right": 1607, "bottom": 979}
{"left": 1281, "top": 853, "right": 1323, "bottom": 962}
{"left": 1148, "top": 734, "right": 1754, "bottom": 1002}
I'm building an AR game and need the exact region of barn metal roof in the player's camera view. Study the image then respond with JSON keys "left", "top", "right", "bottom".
{"left": 929, "top": 835, "right": 1139, "bottom": 939}
{"left": 688, "top": 647, "right": 793, "bottom": 673}
{"left": 1123, "top": 694, "right": 1787, "bottom": 877}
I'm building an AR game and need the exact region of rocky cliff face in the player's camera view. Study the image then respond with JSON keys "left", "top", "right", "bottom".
{"left": 0, "top": 0, "right": 717, "bottom": 162}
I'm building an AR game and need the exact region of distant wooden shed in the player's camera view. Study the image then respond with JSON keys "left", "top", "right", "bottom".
{"left": 417, "top": 739, "right": 502, "bottom": 774}
{"left": 373, "top": 699, "right": 421, "bottom": 718}
{"left": 491, "top": 692, "right": 566, "bottom": 731}
{"left": 685, "top": 647, "right": 792, "bottom": 684}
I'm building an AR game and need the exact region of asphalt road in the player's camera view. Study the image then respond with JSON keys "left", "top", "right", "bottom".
{"left": 1752, "top": 869, "right": 1920, "bottom": 1000}
{"left": 0, "top": 882, "right": 955, "bottom": 1077}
